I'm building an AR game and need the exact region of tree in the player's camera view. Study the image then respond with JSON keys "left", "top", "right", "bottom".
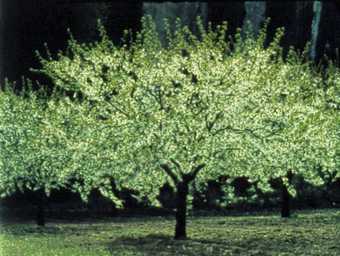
{"left": 0, "top": 83, "right": 78, "bottom": 225}
{"left": 35, "top": 17, "right": 338, "bottom": 238}
{"left": 242, "top": 47, "right": 339, "bottom": 217}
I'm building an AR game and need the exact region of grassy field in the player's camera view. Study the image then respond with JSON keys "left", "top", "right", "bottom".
{"left": 0, "top": 209, "right": 339, "bottom": 256}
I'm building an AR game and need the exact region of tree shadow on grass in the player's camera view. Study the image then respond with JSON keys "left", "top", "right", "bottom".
{"left": 107, "top": 230, "right": 340, "bottom": 256}
{"left": 107, "top": 234, "right": 260, "bottom": 256}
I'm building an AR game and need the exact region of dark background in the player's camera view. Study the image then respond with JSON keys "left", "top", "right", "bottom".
{"left": 1, "top": 1, "right": 340, "bottom": 83}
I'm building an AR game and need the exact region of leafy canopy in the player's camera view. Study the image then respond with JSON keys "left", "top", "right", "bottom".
{"left": 0, "top": 83, "right": 81, "bottom": 198}
{"left": 26, "top": 17, "right": 339, "bottom": 204}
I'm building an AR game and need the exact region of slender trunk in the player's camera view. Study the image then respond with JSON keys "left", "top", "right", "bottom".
{"left": 36, "top": 202, "right": 45, "bottom": 226}
{"left": 281, "top": 184, "right": 290, "bottom": 218}
{"left": 175, "top": 181, "right": 189, "bottom": 240}
{"left": 36, "top": 190, "right": 46, "bottom": 226}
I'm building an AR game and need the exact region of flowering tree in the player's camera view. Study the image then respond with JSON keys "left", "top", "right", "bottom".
{"left": 34, "top": 17, "right": 338, "bottom": 238}
{"left": 240, "top": 49, "right": 339, "bottom": 217}
{"left": 0, "top": 84, "right": 78, "bottom": 225}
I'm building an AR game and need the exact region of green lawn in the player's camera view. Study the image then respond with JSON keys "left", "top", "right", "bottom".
{"left": 1, "top": 209, "right": 339, "bottom": 256}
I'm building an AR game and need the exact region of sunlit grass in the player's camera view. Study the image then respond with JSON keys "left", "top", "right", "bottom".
{"left": 1, "top": 209, "right": 339, "bottom": 255}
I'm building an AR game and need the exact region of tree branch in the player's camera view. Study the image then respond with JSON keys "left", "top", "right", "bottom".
{"left": 107, "top": 101, "right": 130, "bottom": 117}
{"left": 205, "top": 112, "right": 223, "bottom": 132}
{"left": 212, "top": 125, "right": 263, "bottom": 139}
{"left": 160, "top": 163, "right": 179, "bottom": 184}
{"left": 184, "top": 164, "right": 206, "bottom": 183}
{"left": 170, "top": 158, "right": 184, "bottom": 176}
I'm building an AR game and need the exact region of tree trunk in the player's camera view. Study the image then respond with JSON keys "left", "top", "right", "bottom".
{"left": 281, "top": 184, "right": 290, "bottom": 218}
{"left": 175, "top": 181, "right": 189, "bottom": 240}
{"left": 160, "top": 163, "right": 205, "bottom": 240}
{"left": 36, "top": 202, "right": 45, "bottom": 226}
{"left": 36, "top": 190, "right": 46, "bottom": 226}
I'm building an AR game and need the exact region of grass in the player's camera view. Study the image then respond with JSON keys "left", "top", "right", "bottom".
{"left": 0, "top": 209, "right": 339, "bottom": 256}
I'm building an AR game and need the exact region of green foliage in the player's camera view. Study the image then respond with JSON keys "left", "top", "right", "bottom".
{"left": 1, "top": 17, "right": 336, "bottom": 210}
{"left": 0, "top": 80, "right": 80, "bottom": 198}
{"left": 30, "top": 16, "right": 339, "bottom": 205}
